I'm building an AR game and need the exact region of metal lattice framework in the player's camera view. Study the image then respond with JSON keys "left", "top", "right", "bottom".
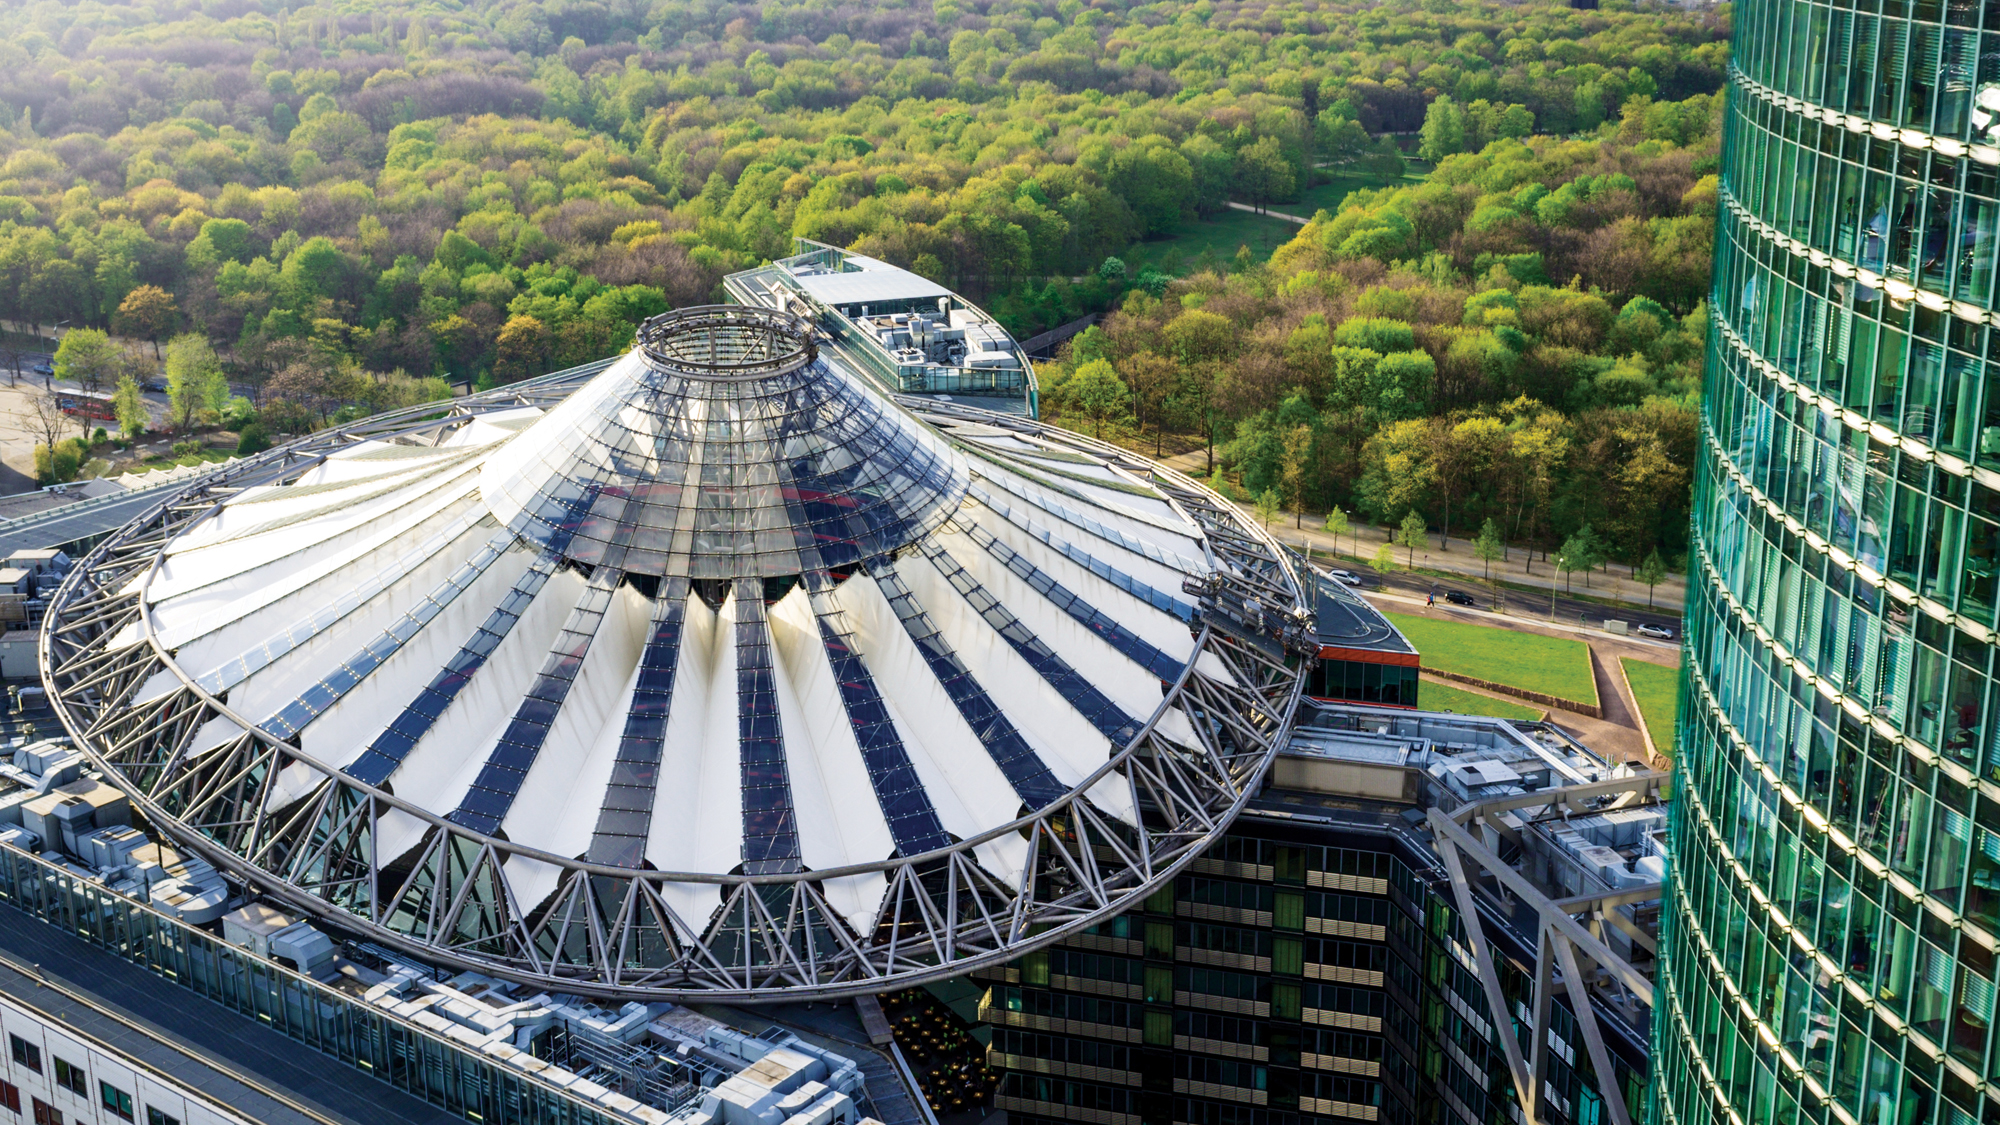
{"left": 38, "top": 359, "right": 1308, "bottom": 1002}
{"left": 635, "top": 304, "right": 818, "bottom": 378}
{"left": 1429, "top": 774, "right": 1666, "bottom": 1125}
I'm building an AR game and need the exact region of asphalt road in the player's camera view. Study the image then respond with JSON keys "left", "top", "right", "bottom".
{"left": 0, "top": 352, "right": 176, "bottom": 487}
{"left": 4, "top": 349, "right": 172, "bottom": 397}
{"left": 1323, "top": 560, "right": 1685, "bottom": 639}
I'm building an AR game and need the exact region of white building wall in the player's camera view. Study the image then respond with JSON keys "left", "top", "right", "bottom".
{"left": 0, "top": 991, "right": 251, "bottom": 1125}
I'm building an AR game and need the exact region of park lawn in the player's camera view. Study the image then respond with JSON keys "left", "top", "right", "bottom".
{"left": 1115, "top": 169, "right": 1426, "bottom": 278}
{"left": 1414, "top": 678, "right": 1544, "bottom": 722}
{"left": 1291, "top": 168, "right": 1427, "bottom": 216}
{"left": 1119, "top": 208, "right": 1299, "bottom": 276}
{"left": 1383, "top": 610, "right": 1599, "bottom": 706}
{"left": 1621, "top": 658, "right": 1681, "bottom": 757}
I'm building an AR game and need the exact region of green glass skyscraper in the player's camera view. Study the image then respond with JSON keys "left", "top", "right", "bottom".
{"left": 1661, "top": 2, "right": 2000, "bottom": 1124}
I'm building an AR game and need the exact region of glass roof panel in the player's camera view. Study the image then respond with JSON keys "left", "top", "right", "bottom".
{"left": 481, "top": 307, "right": 969, "bottom": 578}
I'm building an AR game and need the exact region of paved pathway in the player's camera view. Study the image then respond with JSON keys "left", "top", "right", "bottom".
{"left": 1372, "top": 592, "right": 1673, "bottom": 769}
{"left": 1362, "top": 584, "right": 1680, "bottom": 655}
{"left": 1151, "top": 447, "right": 1688, "bottom": 614}
{"left": 1226, "top": 201, "right": 1312, "bottom": 224}
{"left": 1269, "top": 508, "right": 1684, "bottom": 615}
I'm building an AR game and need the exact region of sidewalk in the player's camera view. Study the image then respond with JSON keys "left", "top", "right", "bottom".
{"left": 1361, "top": 584, "right": 1682, "bottom": 655}
{"left": 1225, "top": 201, "right": 1312, "bottom": 225}
{"left": 1368, "top": 588, "right": 1676, "bottom": 770}
{"left": 1246, "top": 503, "right": 1687, "bottom": 614}
{"left": 1148, "top": 449, "right": 1687, "bottom": 612}
{"left": 0, "top": 319, "right": 163, "bottom": 367}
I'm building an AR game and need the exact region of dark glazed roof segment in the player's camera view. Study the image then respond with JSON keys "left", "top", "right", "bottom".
{"left": 481, "top": 304, "right": 971, "bottom": 578}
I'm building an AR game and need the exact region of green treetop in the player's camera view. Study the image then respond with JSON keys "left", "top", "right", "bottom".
{"left": 53, "top": 328, "right": 119, "bottom": 393}
{"left": 165, "top": 334, "right": 228, "bottom": 432}
{"left": 1398, "top": 510, "right": 1427, "bottom": 568}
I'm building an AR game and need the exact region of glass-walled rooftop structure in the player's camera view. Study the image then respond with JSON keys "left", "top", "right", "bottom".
{"left": 725, "top": 240, "right": 1038, "bottom": 416}
{"left": 1661, "top": 1, "right": 2000, "bottom": 1123}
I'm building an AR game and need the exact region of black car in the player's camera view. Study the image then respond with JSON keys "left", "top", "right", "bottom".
{"left": 140, "top": 378, "right": 167, "bottom": 392}
{"left": 1442, "top": 589, "right": 1477, "bottom": 606}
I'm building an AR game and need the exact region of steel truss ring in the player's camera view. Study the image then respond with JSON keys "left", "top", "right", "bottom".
{"left": 39, "top": 367, "right": 1307, "bottom": 1001}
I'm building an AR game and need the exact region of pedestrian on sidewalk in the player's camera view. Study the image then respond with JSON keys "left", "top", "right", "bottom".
{"left": 1426, "top": 591, "right": 1435, "bottom": 607}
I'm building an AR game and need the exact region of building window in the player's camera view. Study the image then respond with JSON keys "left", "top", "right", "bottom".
{"left": 99, "top": 1083, "right": 132, "bottom": 1121}
{"left": 145, "top": 1111, "right": 179, "bottom": 1125}
{"left": 1272, "top": 982, "right": 1302, "bottom": 1020}
{"left": 1273, "top": 936, "right": 1304, "bottom": 976}
{"left": 1021, "top": 951, "right": 1049, "bottom": 987}
{"left": 50, "top": 1060, "right": 84, "bottom": 1099}
{"left": 5, "top": 1038, "right": 36, "bottom": 1075}
{"left": 0, "top": 1080, "right": 17, "bottom": 1113}
{"left": 1273, "top": 846, "right": 1306, "bottom": 885}
{"left": 28, "top": 1099, "right": 55, "bottom": 1125}
{"left": 1274, "top": 891, "right": 1305, "bottom": 931}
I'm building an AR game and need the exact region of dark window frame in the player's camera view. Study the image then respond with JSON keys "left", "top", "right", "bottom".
{"left": 98, "top": 1082, "right": 133, "bottom": 1121}
{"left": 50, "top": 1059, "right": 84, "bottom": 1099}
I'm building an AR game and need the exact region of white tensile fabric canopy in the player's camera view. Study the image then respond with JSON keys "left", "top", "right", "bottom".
{"left": 117, "top": 320, "right": 1219, "bottom": 937}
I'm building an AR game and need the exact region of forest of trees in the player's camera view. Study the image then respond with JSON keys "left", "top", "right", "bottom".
{"left": 0, "top": 0, "right": 1724, "bottom": 423}
{"left": 1038, "top": 93, "right": 1722, "bottom": 569}
{"left": 0, "top": 0, "right": 1730, "bottom": 560}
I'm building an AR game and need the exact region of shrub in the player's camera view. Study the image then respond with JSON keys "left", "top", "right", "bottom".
{"left": 50, "top": 443, "right": 80, "bottom": 483}
{"left": 221, "top": 396, "right": 257, "bottom": 429}
{"left": 236, "top": 422, "right": 271, "bottom": 456}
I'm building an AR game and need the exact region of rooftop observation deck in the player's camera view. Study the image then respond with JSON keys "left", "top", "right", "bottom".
{"left": 724, "top": 240, "right": 1037, "bottom": 417}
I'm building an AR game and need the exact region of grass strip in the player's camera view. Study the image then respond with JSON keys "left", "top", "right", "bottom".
{"left": 1621, "top": 658, "right": 1681, "bottom": 758}
{"left": 1414, "top": 679, "right": 1544, "bottom": 722}
{"left": 1383, "top": 610, "right": 1598, "bottom": 705}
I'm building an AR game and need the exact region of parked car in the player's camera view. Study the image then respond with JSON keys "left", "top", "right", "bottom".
{"left": 1636, "top": 622, "right": 1675, "bottom": 640}
{"left": 30, "top": 362, "right": 52, "bottom": 376}
{"left": 1442, "top": 589, "right": 1477, "bottom": 606}
{"left": 1327, "top": 569, "right": 1363, "bottom": 586}
{"left": 140, "top": 378, "right": 167, "bottom": 392}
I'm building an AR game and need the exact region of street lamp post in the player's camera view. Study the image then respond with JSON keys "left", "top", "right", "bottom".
{"left": 1550, "top": 556, "right": 1564, "bottom": 622}
{"left": 45, "top": 320, "right": 68, "bottom": 391}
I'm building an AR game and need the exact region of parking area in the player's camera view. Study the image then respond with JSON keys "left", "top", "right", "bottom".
{"left": 0, "top": 353, "right": 171, "bottom": 493}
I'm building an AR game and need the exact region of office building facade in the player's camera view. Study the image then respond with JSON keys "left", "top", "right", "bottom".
{"left": 1661, "top": 1, "right": 2000, "bottom": 1123}
{"left": 977, "top": 705, "right": 1660, "bottom": 1125}
{"left": 0, "top": 995, "right": 250, "bottom": 1125}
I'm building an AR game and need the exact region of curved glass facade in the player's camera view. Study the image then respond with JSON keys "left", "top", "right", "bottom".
{"left": 1658, "top": 1, "right": 2000, "bottom": 1123}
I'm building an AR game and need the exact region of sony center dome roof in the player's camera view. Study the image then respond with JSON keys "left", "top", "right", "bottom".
{"left": 42, "top": 304, "right": 1307, "bottom": 999}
